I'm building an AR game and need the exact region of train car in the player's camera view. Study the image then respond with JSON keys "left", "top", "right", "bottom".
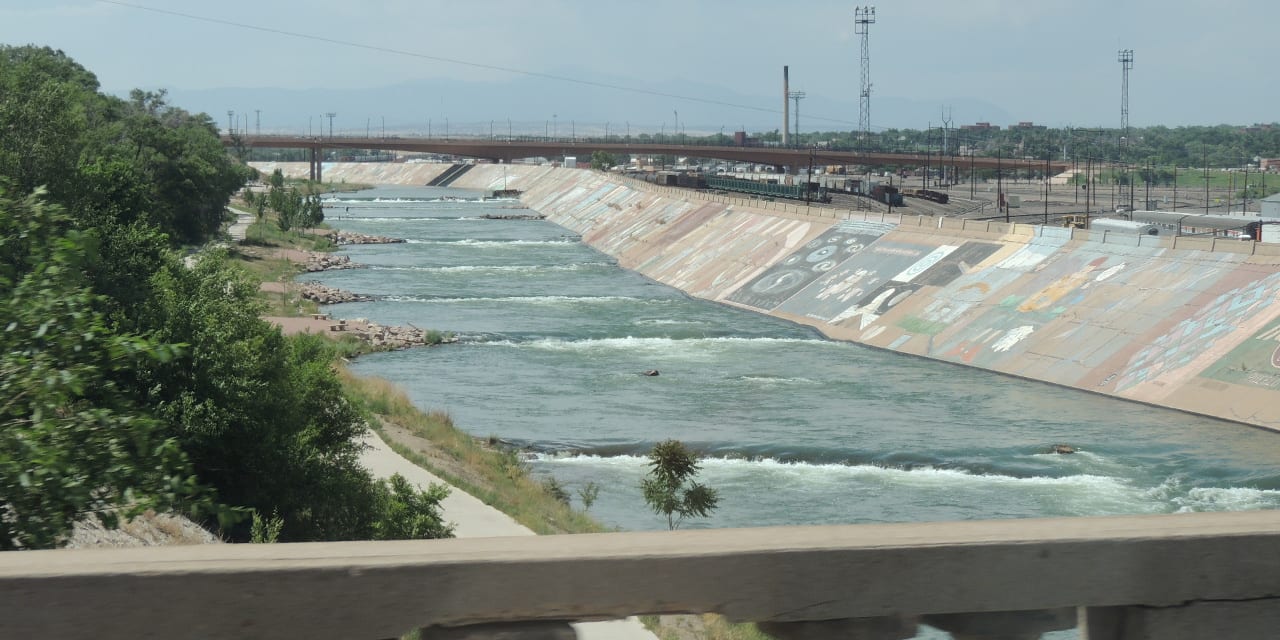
{"left": 1130, "top": 211, "right": 1260, "bottom": 239}
{"left": 904, "top": 188, "right": 950, "bottom": 205}
{"left": 1089, "top": 218, "right": 1159, "bottom": 236}
{"left": 704, "top": 175, "right": 830, "bottom": 203}
{"left": 870, "top": 184, "right": 904, "bottom": 206}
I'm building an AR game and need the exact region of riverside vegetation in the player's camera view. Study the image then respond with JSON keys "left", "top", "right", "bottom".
{"left": 1, "top": 43, "right": 759, "bottom": 640}
{"left": 0, "top": 45, "right": 452, "bottom": 548}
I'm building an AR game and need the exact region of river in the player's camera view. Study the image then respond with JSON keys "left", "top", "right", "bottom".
{"left": 315, "top": 185, "right": 1280, "bottom": 534}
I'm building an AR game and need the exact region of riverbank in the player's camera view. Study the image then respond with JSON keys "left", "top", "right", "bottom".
{"left": 229, "top": 201, "right": 605, "bottom": 535}
{"left": 229, "top": 200, "right": 657, "bottom": 639}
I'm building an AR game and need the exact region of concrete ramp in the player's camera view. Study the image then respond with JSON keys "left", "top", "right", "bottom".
{"left": 427, "top": 163, "right": 474, "bottom": 187}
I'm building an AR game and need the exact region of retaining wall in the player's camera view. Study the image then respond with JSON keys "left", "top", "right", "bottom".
{"left": 521, "top": 169, "right": 1280, "bottom": 431}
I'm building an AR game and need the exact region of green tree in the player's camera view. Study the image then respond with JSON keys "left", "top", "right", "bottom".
{"left": 371, "top": 474, "right": 454, "bottom": 540}
{"left": 640, "top": 439, "right": 720, "bottom": 530}
{"left": 590, "top": 150, "right": 616, "bottom": 171}
{"left": 0, "top": 189, "right": 209, "bottom": 549}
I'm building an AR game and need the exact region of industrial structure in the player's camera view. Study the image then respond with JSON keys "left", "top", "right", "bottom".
{"left": 855, "top": 6, "right": 876, "bottom": 143}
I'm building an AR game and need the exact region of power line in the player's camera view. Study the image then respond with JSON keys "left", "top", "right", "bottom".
{"left": 98, "top": 0, "right": 870, "bottom": 128}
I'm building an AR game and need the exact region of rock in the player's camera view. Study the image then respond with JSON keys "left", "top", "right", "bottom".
{"left": 305, "top": 252, "right": 363, "bottom": 272}
{"left": 299, "top": 282, "right": 372, "bottom": 304}
{"left": 319, "top": 229, "right": 405, "bottom": 245}
{"left": 480, "top": 213, "right": 546, "bottom": 220}
{"left": 641, "top": 369, "right": 660, "bottom": 377}
{"left": 1051, "top": 444, "right": 1076, "bottom": 455}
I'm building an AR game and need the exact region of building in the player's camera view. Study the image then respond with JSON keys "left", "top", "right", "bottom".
{"left": 1261, "top": 194, "right": 1280, "bottom": 243}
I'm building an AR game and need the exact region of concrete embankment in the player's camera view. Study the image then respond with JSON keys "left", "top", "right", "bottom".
{"left": 255, "top": 162, "right": 1280, "bottom": 431}
{"left": 519, "top": 169, "right": 1280, "bottom": 431}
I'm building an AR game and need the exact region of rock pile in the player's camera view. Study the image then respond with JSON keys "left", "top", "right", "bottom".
{"left": 330, "top": 319, "right": 457, "bottom": 349}
{"left": 306, "top": 252, "right": 361, "bottom": 272}
{"left": 300, "top": 282, "right": 371, "bottom": 304}
{"left": 481, "top": 213, "right": 546, "bottom": 220}
{"left": 320, "top": 229, "right": 405, "bottom": 245}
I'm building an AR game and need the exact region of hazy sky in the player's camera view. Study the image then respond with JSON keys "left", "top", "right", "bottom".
{"left": 3, "top": 0, "right": 1276, "bottom": 130}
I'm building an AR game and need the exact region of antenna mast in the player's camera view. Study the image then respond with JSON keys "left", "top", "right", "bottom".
{"left": 1118, "top": 49, "right": 1134, "bottom": 209}
{"left": 855, "top": 6, "right": 876, "bottom": 143}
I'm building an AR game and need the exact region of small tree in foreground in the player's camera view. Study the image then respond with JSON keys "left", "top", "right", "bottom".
{"left": 640, "top": 439, "right": 719, "bottom": 530}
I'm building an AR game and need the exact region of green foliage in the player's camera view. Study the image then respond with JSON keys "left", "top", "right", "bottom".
{"left": 590, "top": 150, "right": 616, "bottom": 171}
{"left": 0, "top": 45, "right": 249, "bottom": 246}
{"left": 250, "top": 510, "right": 283, "bottom": 543}
{"left": 577, "top": 481, "right": 601, "bottom": 512}
{"left": 640, "top": 440, "right": 720, "bottom": 530}
{"left": 371, "top": 474, "right": 454, "bottom": 540}
{"left": 0, "top": 47, "right": 448, "bottom": 549}
{"left": 541, "top": 476, "right": 571, "bottom": 505}
{"left": 0, "top": 189, "right": 210, "bottom": 549}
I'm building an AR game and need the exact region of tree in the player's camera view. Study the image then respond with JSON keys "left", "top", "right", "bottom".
{"left": 640, "top": 440, "right": 719, "bottom": 530}
{"left": 0, "top": 189, "right": 210, "bottom": 549}
{"left": 590, "top": 150, "right": 615, "bottom": 171}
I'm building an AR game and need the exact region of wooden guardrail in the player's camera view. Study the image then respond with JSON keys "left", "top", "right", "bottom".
{"left": 3, "top": 511, "right": 1280, "bottom": 639}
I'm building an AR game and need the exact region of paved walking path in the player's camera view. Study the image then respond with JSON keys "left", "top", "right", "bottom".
{"left": 358, "top": 432, "right": 658, "bottom": 639}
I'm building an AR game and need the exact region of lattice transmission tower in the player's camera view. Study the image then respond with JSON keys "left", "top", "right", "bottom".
{"left": 789, "top": 90, "right": 806, "bottom": 143}
{"left": 855, "top": 6, "right": 876, "bottom": 143}
{"left": 1118, "top": 49, "right": 1134, "bottom": 209}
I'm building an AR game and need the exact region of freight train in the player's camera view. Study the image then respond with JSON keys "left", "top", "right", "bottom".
{"left": 703, "top": 175, "right": 831, "bottom": 203}
{"left": 903, "top": 188, "right": 950, "bottom": 204}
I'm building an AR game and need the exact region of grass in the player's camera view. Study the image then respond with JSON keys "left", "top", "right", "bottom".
{"left": 339, "top": 372, "right": 608, "bottom": 535}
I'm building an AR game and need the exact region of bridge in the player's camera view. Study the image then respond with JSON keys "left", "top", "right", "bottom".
{"left": 4, "top": 510, "right": 1277, "bottom": 639}
{"left": 224, "top": 135, "right": 1070, "bottom": 182}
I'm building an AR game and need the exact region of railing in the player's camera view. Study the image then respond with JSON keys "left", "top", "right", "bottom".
{"left": 3, "top": 511, "right": 1279, "bottom": 639}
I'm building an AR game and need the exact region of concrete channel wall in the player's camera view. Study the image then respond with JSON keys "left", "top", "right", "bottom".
{"left": 254, "top": 162, "right": 1280, "bottom": 430}
{"left": 519, "top": 168, "right": 1280, "bottom": 431}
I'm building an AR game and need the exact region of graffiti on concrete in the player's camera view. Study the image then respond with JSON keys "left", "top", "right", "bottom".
{"left": 729, "top": 221, "right": 892, "bottom": 311}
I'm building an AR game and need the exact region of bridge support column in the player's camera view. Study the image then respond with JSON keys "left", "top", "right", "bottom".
{"left": 1081, "top": 600, "right": 1280, "bottom": 640}
{"left": 315, "top": 146, "right": 323, "bottom": 183}
{"left": 308, "top": 147, "right": 317, "bottom": 181}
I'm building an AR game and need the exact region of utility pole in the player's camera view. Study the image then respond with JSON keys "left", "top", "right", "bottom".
{"left": 325, "top": 112, "right": 336, "bottom": 139}
{"left": 941, "top": 106, "right": 953, "bottom": 186}
{"left": 255, "top": 109, "right": 260, "bottom": 135}
{"left": 788, "top": 91, "right": 806, "bottom": 146}
{"left": 855, "top": 6, "right": 876, "bottom": 145}
{"left": 226, "top": 110, "right": 234, "bottom": 135}
{"left": 1204, "top": 143, "right": 1210, "bottom": 216}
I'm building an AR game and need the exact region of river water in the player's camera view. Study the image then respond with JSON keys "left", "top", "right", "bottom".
{"left": 317, "top": 185, "right": 1280, "bottom": 534}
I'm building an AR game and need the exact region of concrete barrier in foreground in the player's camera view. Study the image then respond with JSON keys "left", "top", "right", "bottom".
{"left": 3, "top": 511, "right": 1280, "bottom": 639}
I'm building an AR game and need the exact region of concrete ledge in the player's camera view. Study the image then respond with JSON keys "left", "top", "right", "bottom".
{"left": 5, "top": 511, "right": 1280, "bottom": 639}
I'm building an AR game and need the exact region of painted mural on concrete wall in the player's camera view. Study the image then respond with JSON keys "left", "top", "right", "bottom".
{"left": 523, "top": 169, "right": 1280, "bottom": 430}
{"left": 726, "top": 220, "right": 893, "bottom": 311}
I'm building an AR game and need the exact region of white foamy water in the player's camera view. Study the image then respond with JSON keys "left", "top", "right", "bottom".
{"left": 325, "top": 185, "right": 1280, "bottom": 537}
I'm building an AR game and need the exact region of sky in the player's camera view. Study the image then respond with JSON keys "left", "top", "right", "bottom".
{"left": 2, "top": 0, "right": 1277, "bottom": 134}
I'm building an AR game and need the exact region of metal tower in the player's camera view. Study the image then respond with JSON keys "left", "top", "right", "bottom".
{"left": 789, "top": 90, "right": 806, "bottom": 144}
{"left": 1118, "top": 49, "right": 1133, "bottom": 140}
{"left": 1118, "top": 49, "right": 1134, "bottom": 209}
{"left": 855, "top": 6, "right": 876, "bottom": 142}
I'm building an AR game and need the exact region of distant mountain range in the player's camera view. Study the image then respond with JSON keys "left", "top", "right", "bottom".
{"left": 150, "top": 75, "right": 1015, "bottom": 137}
